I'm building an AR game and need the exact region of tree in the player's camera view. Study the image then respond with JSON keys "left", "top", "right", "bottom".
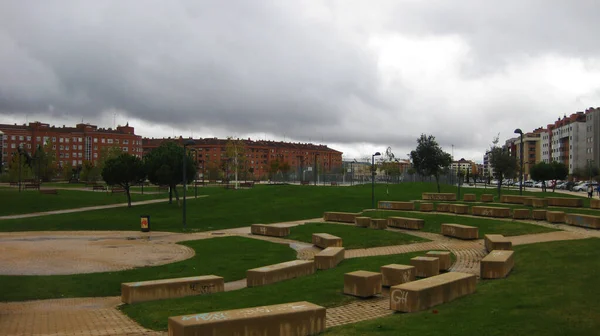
{"left": 144, "top": 141, "right": 196, "bottom": 204}
{"left": 31, "top": 141, "right": 58, "bottom": 181}
{"left": 97, "top": 146, "right": 123, "bottom": 176}
{"left": 80, "top": 160, "right": 101, "bottom": 183}
{"left": 102, "top": 153, "right": 146, "bottom": 207}
{"left": 550, "top": 161, "right": 568, "bottom": 191}
{"left": 409, "top": 134, "right": 452, "bottom": 192}
{"left": 8, "top": 151, "right": 33, "bottom": 182}
{"left": 529, "top": 162, "right": 553, "bottom": 192}
{"left": 225, "top": 137, "right": 247, "bottom": 189}
{"left": 488, "top": 135, "right": 517, "bottom": 195}
{"left": 61, "top": 161, "right": 74, "bottom": 181}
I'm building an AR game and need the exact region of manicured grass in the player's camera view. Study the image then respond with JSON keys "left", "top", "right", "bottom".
{"left": 120, "top": 251, "right": 428, "bottom": 331}
{"left": 288, "top": 222, "right": 427, "bottom": 249}
{"left": 365, "top": 210, "right": 557, "bottom": 237}
{"left": 325, "top": 238, "right": 600, "bottom": 336}
{"left": 0, "top": 188, "right": 167, "bottom": 216}
{"left": 0, "top": 236, "right": 296, "bottom": 301}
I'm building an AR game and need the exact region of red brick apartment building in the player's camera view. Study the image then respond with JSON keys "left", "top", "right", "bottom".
{"left": 0, "top": 122, "right": 143, "bottom": 169}
{"left": 142, "top": 137, "right": 343, "bottom": 179}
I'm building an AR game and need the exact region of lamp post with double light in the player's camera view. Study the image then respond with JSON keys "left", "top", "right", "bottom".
{"left": 182, "top": 139, "right": 195, "bottom": 230}
{"left": 514, "top": 129, "right": 524, "bottom": 195}
{"left": 372, "top": 152, "right": 381, "bottom": 208}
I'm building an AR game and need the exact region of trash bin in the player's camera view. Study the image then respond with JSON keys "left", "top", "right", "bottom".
{"left": 140, "top": 215, "right": 150, "bottom": 232}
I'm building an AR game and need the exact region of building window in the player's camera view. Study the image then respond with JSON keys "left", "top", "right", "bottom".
{"left": 73, "top": 137, "right": 77, "bottom": 143}
{"left": 65, "top": 138, "right": 69, "bottom": 143}
{"left": 101, "top": 138, "right": 105, "bottom": 143}
{"left": 93, "top": 153, "right": 98, "bottom": 158}
{"left": 66, "top": 153, "right": 70, "bottom": 158}
{"left": 59, "top": 138, "right": 63, "bottom": 143}
{"left": 78, "top": 145, "right": 82, "bottom": 150}
{"left": 94, "top": 138, "right": 98, "bottom": 143}
{"left": 78, "top": 137, "right": 82, "bottom": 142}
{"left": 78, "top": 153, "right": 82, "bottom": 158}
{"left": 27, "top": 136, "right": 31, "bottom": 141}
{"left": 123, "top": 147, "right": 128, "bottom": 152}
{"left": 72, "top": 160, "right": 76, "bottom": 166}
{"left": 123, "top": 139, "right": 129, "bottom": 144}
{"left": 11, "top": 143, "right": 15, "bottom": 149}
{"left": 78, "top": 160, "right": 82, "bottom": 165}
{"left": 52, "top": 145, "right": 56, "bottom": 150}
{"left": 107, "top": 139, "right": 113, "bottom": 144}
{"left": 52, "top": 137, "right": 56, "bottom": 142}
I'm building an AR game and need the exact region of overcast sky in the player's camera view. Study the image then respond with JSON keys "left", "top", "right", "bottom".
{"left": 1, "top": 0, "right": 599, "bottom": 162}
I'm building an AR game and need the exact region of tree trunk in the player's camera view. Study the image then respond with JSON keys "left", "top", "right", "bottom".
{"left": 173, "top": 184, "right": 180, "bottom": 203}
{"left": 168, "top": 187, "right": 173, "bottom": 204}
{"left": 125, "top": 185, "right": 132, "bottom": 207}
{"left": 497, "top": 181, "right": 502, "bottom": 196}
{"left": 435, "top": 175, "right": 441, "bottom": 193}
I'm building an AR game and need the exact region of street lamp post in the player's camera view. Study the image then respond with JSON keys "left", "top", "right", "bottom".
{"left": 182, "top": 139, "right": 196, "bottom": 231}
{"left": 514, "top": 129, "right": 524, "bottom": 195}
{"left": 372, "top": 152, "right": 381, "bottom": 208}
{"left": 314, "top": 153, "right": 319, "bottom": 186}
{"left": 17, "top": 145, "right": 23, "bottom": 192}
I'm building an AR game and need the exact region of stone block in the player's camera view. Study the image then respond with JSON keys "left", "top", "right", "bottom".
{"left": 422, "top": 193, "right": 456, "bottom": 201}
{"left": 591, "top": 198, "right": 600, "bottom": 209}
{"left": 546, "top": 197, "right": 583, "bottom": 208}
{"left": 354, "top": 216, "right": 371, "bottom": 228}
{"left": 441, "top": 223, "right": 479, "bottom": 240}
{"left": 312, "top": 233, "right": 343, "bottom": 249}
{"left": 546, "top": 211, "right": 566, "bottom": 224}
{"left": 435, "top": 203, "right": 451, "bottom": 213}
{"left": 532, "top": 198, "right": 548, "bottom": 208}
{"left": 451, "top": 204, "right": 469, "bottom": 214}
{"left": 463, "top": 194, "right": 476, "bottom": 202}
{"left": 247, "top": 260, "right": 315, "bottom": 287}
{"left": 425, "top": 251, "right": 452, "bottom": 271}
{"left": 369, "top": 218, "right": 388, "bottom": 230}
{"left": 251, "top": 224, "right": 290, "bottom": 237}
{"left": 565, "top": 213, "right": 600, "bottom": 229}
{"left": 314, "top": 247, "right": 345, "bottom": 270}
{"left": 380, "top": 264, "right": 416, "bottom": 287}
{"left": 168, "top": 301, "right": 326, "bottom": 336}
{"left": 323, "top": 212, "right": 360, "bottom": 223}
{"left": 387, "top": 217, "right": 424, "bottom": 230}
{"left": 121, "top": 275, "right": 224, "bottom": 304}
{"left": 522, "top": 197, "right": 536, "bottom": 206}
{"left": 480, "top": 194, "right": 494, "bottom": 202}
{"left": 420, "top": 203, "right": 434, "bottom": 212}
{"left": 512, "top": 209, "right": 530, "bottom": 220}
{"left": 410, "top": 256, "right": 440, "bottom": 278}
{"left": 390, "top": 272, "right": 476, "bottom": 313}
{"left": 480, "top": 250, "right": 514, "bottom": 279}
{"left": 532, "top": 209, "right": 547, "bottom": 220}
{"left": 344, "top": 270, "right": 382, "bottom": 298}
{"left": 471, "top": 206, "right": 511, "bottom": 218}
{"left": 484, "top": 234, "right": 512, "bottom": 252}
{"left": 500, "top": 195, "right": 527, "bottom": 204}
{"left": 378, "top": 201, "right": 415, "bottom": 211}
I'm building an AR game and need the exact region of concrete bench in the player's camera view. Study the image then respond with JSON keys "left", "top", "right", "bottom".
{"left": 92, "top": 185, "right": 107, "bottom": 191}
{"left": 500, "top": 195, "right": 528, "bottom": 204}
{"left": 388, "top": 217, "right": 424, "bottom": 230}
{"left": 532, "top": 198, "right": 548, "bottom": 208}
{"left": 425, "top": 251, "right": 452, "bottom": 271}
{"left": 247, "top": 260, "right": 315, "bottom": 287}
{"left": 380, "top": 264, "right": 415, "bottom": 287}
{"left": 344, "top": 270, "right": 382, "bottom": 298}
{"left": 463, "top": 194, "right": 476, "bottom": 202}
{"left": 441, "top": 223, "right": 479, "bottom": 240}
{"left": 513, "top": 209, "right": 530, "bottom": 220}
{"left": 24, "top": 183, "right": 40, "bottom": 190}
{"left": 450, "top": 204, "right": 469, "bottom": 214}
{"left": 369, "top": 218, "right": 388, "bottom": 230}
{"left": 312, "top": 233, "right": 343, "bottom": 248}
{"left": 565, "top": 213, "right": 600, "bottom": 229}
{"left": 121, "top": 275, "right": 224, "bottom": 304}
{"left": 314, "top": 247, "right": 345, "bottom": 270}
{"left": 422, "top": 193, "right": 456, "bottom": 201}
{"left": 410, "top": 256, "right": 440, "bottom": 278}
{"left": 481, "top": 250, "right": 514, "bottom": 279}
{"left": 546, "top": 197, "right": 583, "bottom": 208}
{"left": 591, "top": 199, "right": 600, "bottom": 209}
{"left": 435, "top": 203, "right": 451, "bottom": 213}
{"left": 354, "top": 216, "right": 371, "bottom": 228}
{"left": 420, "top": 203, "right": 434, "bottom": 212}
{"left": 300, "top": 180, "right": 310, "bottom": 185}
{"left": 390, "top": 272, "right": 476, "bottom": 312}
{"left": 111, "top": 187, "right": 126, "bottom": 194}
{"left": 168, "top": 301, "right": 325, "bottom": 336}
{"left": 532, "top": 209, "right": 547, "bottom": 220}
{"left": 546, "top": 211, "right": 566, "bottom": 224}
{"left": 39, "top": 189, "right": 58, "bottom": 195}
{"left": 323, "top": 212, "right": 360, "bottom": 223}
{"left": 522, "top": 197, "right": 536, "bottom": 206}
{"left": 471, "top": 206, "right": 511, "bottom": 218}
{"left": 378, "top": 201, "right": 415, "bottom": 211}
{"left": 484, "top": 234, "right": 512, "bottom": 252}
{"left": 480, "top": 194, "right": 494, "bottom": 202}
{"left": 250, "top": 224, "right": 290, "bottom": 237}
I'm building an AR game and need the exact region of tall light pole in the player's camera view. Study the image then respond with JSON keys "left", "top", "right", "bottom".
{"left": 314, "top": 153, "right": 319, "bottom": 186}
{"left": 17, "top": 144, "right": 23, "bottom": 192}
{"left": 372, "top": 152, "right": 381, "bottom": 209}
{"left": 514, "top": 129, "right": 524, "bottom": 195}
{"left": 182, "top": 139, "right": 195, "bottom": 230}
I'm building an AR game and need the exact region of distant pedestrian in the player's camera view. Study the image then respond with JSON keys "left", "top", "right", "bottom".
{"left": 588, "top": 184, "right": 594, "bottom": 198}
{"left": 596, "top": 184, "right": 600, "bottom": 197}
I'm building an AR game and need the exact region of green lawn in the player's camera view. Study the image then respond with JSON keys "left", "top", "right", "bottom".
{"left": 288, "top": 222, "right": 427, "bottom": 249}
{"left": 120, "top": 251, "right": 428, "bottom": 331}
{"left": 0, "top": 188, "right": 168, "bottom": 216}
{"left": 0, "top": 236, "right": 296, "bottom": 301}
{"left": 365, "top": 210, "right": 557, "bottom": 237}
{"left": 325, "top": 238, "right": 600, "bottom": 336}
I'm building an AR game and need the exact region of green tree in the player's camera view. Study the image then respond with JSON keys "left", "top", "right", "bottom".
{"left": 144, "top": 141, "right": 196, "bottom": 204}
{"left": 80, "top": 160, "right": 100, "bottom": 183}
{"left": 32, "top": 141, "right": 58, "bottom": 181}
{"left": 409, "top": 134, "right": 452, "bottom": 192}
{"left": 530, "top": 162, "right": 553, "bottom": 192}
{"left": 225, "top": 137, "right": 247, "bottom": 188}
{"left": 488, "top": 135, "right": 518, "bottom": 195}
{"left": 61, "top": 161, "right": 74, "bottom": 181}
{"left": 101, "top": 153, "right": 146, "bottom": 207}
{"left": 97, "top": 146, "right": 123, "bottom": 175}
{"left": 8, "top": 151, "right": 33, "bottom": 183}
{"left": 550, "top": 161, "right": 568, "bottom": 191}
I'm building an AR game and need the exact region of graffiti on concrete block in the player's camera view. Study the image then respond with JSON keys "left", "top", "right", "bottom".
{"left": 391, "top": 289, "right": 409, "bottom": 305}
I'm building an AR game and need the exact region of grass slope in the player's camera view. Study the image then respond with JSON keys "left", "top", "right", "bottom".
{"left": 325, "top": 238, "right": 600, "bottom": 336}
{"left": 0, "top": 236, "right": 296, "bottom": 301}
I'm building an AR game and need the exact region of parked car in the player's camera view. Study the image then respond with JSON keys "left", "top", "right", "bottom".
{"left": 573, "top": 182, "right": 598, "bottom": 192}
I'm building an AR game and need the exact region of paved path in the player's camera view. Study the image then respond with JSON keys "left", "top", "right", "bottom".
{"left": 1, "top": 215, "right": 597, "bottom": 335}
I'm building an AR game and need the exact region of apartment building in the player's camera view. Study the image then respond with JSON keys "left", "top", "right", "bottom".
{"left": 142, "top": 137, "right": 343, "bottom": 180}
{"left": 0, "top": 122, "right": 143, "bottom": 170}
{"left": 585, "top": 107, "right": 600, "bottom": 166}
{"left": 450, "top": 158, "right": 477, "bottom": 175}
{"left": 506, "top": 130, "right": 542, "bottom": 179}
